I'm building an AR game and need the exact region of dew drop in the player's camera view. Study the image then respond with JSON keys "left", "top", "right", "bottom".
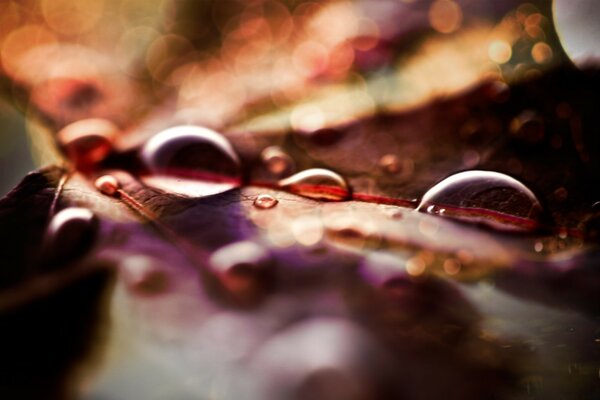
{"left": 57, "top": 118, "right": 118, "bottom": 171}
{"left": 261, "top": 146, "right": 294, "bottom": 177}
{"left": 44, "top": 207, "right": 98, "bottom": 266}
{"left": 95, "top": 174, "right": 120, "bottom": 196}
{"left": 141, "top": 125, "right": 241, "bottom": 181}
{"left": 278, "top": 168, "right": 350, "bottom": 201}
{"left": 254, "top": 194, "right": 278, "bottom": 209}
{"left": 417, "top": 170, "right": 543, "bottom": 231}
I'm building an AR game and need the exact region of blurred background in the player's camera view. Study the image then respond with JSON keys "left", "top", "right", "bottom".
{"left": 0, "top": 0, "right": 598, "bottom": 195}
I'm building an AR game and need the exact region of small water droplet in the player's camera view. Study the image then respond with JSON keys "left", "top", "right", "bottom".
{"left": 261, "top": 146, "right": 294, "bottom": 177}
{"left": 57, "top": 118, "right": 118, "bottom": 171}
{"left": 95, "top": 174, "right": 120, "bottom": 196}
{"left": 278, "top": 168, "right": 350, "bottom": 201}
{"left": 141, "top": 125, "right": 241, "bottom": 180}
{"left": 254, "top": 194, "right": 278, "bottom": 209}
{"left": 417, "top": 170, "right": 543, "bottom": 231}
{"left": 44, "top": 207, "right": 98, "bottom": 266}
{"left": 209, "top": 241, "right": 273, "bottom": 305}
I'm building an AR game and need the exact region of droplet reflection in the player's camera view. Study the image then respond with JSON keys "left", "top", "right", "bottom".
{"left": 278, "top": 168, "right": 350, "bottom": 201}
{"left": 417, "top": 170, "right": 543, "bottom": 231}
{"left": 141, "top": 125, "right": 241, "bottom": 180}
{"left": 44, "top": 207, "right": 98, "bottom": 266}
{"left": 140, "top": 125, "right": 242, "bottom": 197}
{"left": 254, "top": 194, "right": 279, "bottom": 210}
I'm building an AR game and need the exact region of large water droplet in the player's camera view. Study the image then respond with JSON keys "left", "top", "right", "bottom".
{"left": 140, "top": 125, "right": 242, "bottom": 196}
{"left": 44, "top": 207, "right": 98, "bottom": 266}
{"left": 417, "top": 170, "right": 543, "bottom": 231}
{"left": 57, "top": 118, "right": 118, "bottom": 172}
{"left": 278, "top": 168, "right": 350, "bottom": 201}
{"left": 141, "top": 125, "right": 241, "bottom": 179}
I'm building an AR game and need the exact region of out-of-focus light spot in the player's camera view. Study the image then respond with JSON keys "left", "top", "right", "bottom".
{"left": 327, "top": 43, "right": 354, "bottom": 77}
{"left": 115, "top": 26, "right": 161, "bottom": 77}
{"left": 352, "top": 19, "right": 380, "bottom": 51}
{"left": 516, "top": 3, "right": 539, "bottom": 22}
{"left": 488, "top": 40, "right": 512, "bottom": 64}
{"left": 443, "top": 258, "right": 461, "bottom": 275}
{"left": 428, "top": 0, "right": 462, "bottom": 34}
{"left": 292, "top": 216, "right": 324, "bottom": 247}
{"left": 307, "top": 1, "right": 359, "bottom": 47}
{"left": 531, "top": 42, "right": 553, "bottom": 64}
{"left": 405, "top": 256, "right": 426, "bottom": 276}
{"left": 293, "top": 41, "right": 328, "bottom": 78}
{"left": 0, "top": 25, "right": 57, "bottom": 79}
{"left": 290, "top": 105, "right": 326, "bottom": 132}
{"left": 41, "top": 0, "right": 105, "bottom": 36}
{"left": 554, "top": 0, "right": 600, "bottom": 64}
{"left": 0, "top": 2, "right": 21, "bottom": 40}
{"left": 525, "top": 25, "right": 545, "bottom": 40}
{"left": 146, "top": 34, "right": 194, "bottom": 82}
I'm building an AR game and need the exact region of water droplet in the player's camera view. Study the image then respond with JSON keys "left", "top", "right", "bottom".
{"left": 417, "top": 170, "right": 543, "bottom": 231}
{"left": 510, "top": 110, "right": 544, "bottom": 144}
{"left": 95, "top": 174, "right": 120, "bottom": 196}
{"left": 209, "top": 241, "right": 273, "bottom": 305}
{"left": 278, "top": 168, "right": 350, "bottom": 201}
{"left": 44, "top": 207, "right": 98, "bottom": 266}
{"left": 57, "top": 118, "right": 118, "bottom": 171}
{"left": 254, "top": 194, "right": 278, "bottom": 209}
{"left": 261, "top": 146, "right": 294, "bottom": 177}
{"left": 141, "top": 125, "right": 241, "bottom": 180}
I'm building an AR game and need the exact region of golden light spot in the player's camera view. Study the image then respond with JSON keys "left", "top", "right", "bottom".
{"left": 292, "top": 40, "right": 328, "bottom": 78}
{"left": 488, "top": 40, "right": 512, "bottom": 64}
{"left": 292, "top": 216, "right": 324, "bottom": 246}
{"left": 353, "top": 18, "right": 380, "bottom": 51}
{"left": 41, "top": 0, "right": 105, "bottom": 36}
{"left": 406, "top": 257, "right": 426, "bottom": 276}
{"left": 443, "top": 258, "right": 461, "bottom": 275}
{"left": 531, "top": 42, "right": 553, "bottom": 64}
{"left": 146, "top": 34, "right": 194, "bottom": 82}
{"left": 429, "top": 0, "right": 463, "bottom": 34}
{"left": 115, "top": 26, "right": 161, "bottom": 77}
{"left": 290, "top": 104, "right": 326, "bottom": 132}
{"left": 0, "top": 25, "right": 57, "bottom": 79}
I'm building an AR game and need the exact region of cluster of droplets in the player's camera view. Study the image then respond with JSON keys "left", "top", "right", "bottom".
{"left": 80, "top": 124, "right": 547, "bottom": 234}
